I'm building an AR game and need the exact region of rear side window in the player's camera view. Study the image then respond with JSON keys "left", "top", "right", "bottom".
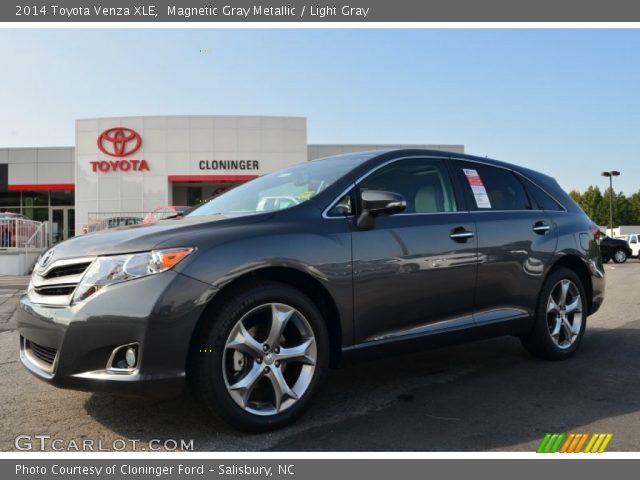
{"left": 519, "top": 176, "right": 564, "bottom": 211}
{"left": 458, "top": 163, "right": 532, "bottom": 211}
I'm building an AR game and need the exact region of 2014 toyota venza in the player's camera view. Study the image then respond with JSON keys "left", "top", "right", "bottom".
{"left": 18, "top": 150, "right": 605, "bottom": 431}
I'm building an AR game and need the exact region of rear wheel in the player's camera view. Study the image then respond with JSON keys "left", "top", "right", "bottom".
{"left": 189, "top": 281, "right": 329, "bottom": 432}
{"left": 613, "top": 249, "right": 627, "bottom": 263}
{"left": 521, "top": 267, "right": 587, "bottom": 360}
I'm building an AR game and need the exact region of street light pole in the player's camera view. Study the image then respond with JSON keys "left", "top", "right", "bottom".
{"left": 601, "top": 170, "right": 621, "bottom": 235}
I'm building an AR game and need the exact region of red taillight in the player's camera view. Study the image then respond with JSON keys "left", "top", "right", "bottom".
{"left": 592, "top": 225, "right": 602, "bottom": 242}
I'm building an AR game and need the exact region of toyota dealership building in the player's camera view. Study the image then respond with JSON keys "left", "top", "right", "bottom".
{"left": 0, "top": 115, "right": 463, "bottom": 245}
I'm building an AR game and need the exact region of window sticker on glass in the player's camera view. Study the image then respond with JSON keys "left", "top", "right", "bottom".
{"left": 463, "top": 168, "right": 492, "bottom": 208}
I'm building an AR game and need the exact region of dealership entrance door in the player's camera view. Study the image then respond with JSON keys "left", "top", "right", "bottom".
{"left": 50, "top": 207, "right": 75, "bottom": 244}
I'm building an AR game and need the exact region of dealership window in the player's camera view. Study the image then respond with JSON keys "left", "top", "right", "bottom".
{"left": 22, "top": 191, "right": 49, "bottom": 207}
{"left": 359, "top": 158, "right": 457, "bottom": 214}
{"left": 459, "top": 163, "right": 532, "bottom": 211}
{"left": 0, "top": 206, "right": 20, "bottom": 214}
{"left": 26, "top": 208, "right": 49, "bottom": 222}
{"left": 0, "top": 191, "right": 21, "bottom": 208}
{"left": 187, "top": 187, "right": 203, "bottom": 206}
{"left": 0, "top": 190, "right": 75, "bottom": 219}
{"left": 50, "top": 190, "right": 74, "bottom": 206}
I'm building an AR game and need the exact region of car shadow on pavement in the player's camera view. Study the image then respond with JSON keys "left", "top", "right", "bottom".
{"left": 84, "top": 321, "right": 640, "bottom": 451}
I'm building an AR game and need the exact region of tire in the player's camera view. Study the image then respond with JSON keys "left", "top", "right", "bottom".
{"left": 521, "top": 267, "right": 587, "bottom": 360}
{"left": 188, "top": 281, "right": 329, "bottom": 432}
{"left": 612, "top": 249, "right": 627, "bottom": 263}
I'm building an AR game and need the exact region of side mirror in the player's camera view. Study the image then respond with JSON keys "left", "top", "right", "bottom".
{"left": 357, "top": 190, "right": 406, "bottom": 229}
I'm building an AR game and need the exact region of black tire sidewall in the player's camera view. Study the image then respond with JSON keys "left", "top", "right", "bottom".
{"left": 190, "top": 282, "right": 329, "bottom": 432}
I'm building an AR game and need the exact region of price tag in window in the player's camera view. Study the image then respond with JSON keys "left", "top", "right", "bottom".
{"left": 463, "top": 168, "right": 491, "bottom": 209}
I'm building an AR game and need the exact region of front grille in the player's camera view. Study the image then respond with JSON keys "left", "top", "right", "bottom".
{"left": 33, "top": 285, "right": 76, "bottom": 296}
{"left": 26, "top": 340, "right": 57, "bottom": 366}
{"left": 29, "top": 256, "right": 95, "bottom": 305}
{"left": 44, "top": 262, "right": 92, "bottom": 279}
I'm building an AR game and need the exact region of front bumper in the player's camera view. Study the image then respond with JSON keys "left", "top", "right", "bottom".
{"left": 17, "top": 270, "right": 214, "bottom": 398}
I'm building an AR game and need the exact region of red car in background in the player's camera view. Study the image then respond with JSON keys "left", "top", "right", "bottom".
{"left": 142, "top": 206, "right": 190, "bottom": 224}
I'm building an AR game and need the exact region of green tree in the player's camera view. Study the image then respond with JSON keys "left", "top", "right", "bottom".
{"left": 567, "top": 185, "right": 640, "bottom": 227}
{"left": 569, "top": 190, "right": 581, "bottom": 204}
{"left": 577, "top": 186, "right": 607, "bottom": 225}
{"left": 629, "top": 192, "right": 640, "bottom": 225}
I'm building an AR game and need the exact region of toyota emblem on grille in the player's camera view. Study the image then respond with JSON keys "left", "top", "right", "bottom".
{"left": 39, "top": 249, "right": 54, "bottom": 268}
{"left": 97, "top": 127, "right": 142, "bottom": 157}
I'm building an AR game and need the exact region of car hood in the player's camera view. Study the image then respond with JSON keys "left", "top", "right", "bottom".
{"left": 43, "top": 213, "right": 273, "bottom": 262}
{"left": 603, "top": 238, "right": 628, "bottom": 247}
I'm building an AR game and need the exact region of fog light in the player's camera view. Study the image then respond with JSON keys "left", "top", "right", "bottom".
{"left": 108, "top": 343, "right": 139, "bottom": 372}
{"left": 125, "top": 347, "right": 137, "bottom": 368}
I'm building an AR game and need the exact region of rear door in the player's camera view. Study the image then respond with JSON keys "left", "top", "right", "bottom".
{"left": 350, "top": 156, "right": 479, "bottom": 345}
{"left": 452, "top": 160, "right": 558, "bottom": 324}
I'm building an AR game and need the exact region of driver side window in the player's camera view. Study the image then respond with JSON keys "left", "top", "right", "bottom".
{"left": 358, "top": 158, "right": 457, "bottom": 214}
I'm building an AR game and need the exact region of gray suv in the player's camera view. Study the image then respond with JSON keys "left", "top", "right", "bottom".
{"left": 17, "top": 150, "right": 605, "bottom": 431}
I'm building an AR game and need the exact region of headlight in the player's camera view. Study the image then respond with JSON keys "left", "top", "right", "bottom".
{"left": 72, "top": 247, "right": 194, "bottom": 304}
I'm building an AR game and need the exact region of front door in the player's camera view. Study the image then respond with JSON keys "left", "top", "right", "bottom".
{"left": 351, "top": 157, "right": 478, "bottom": 345}
{"left": 50, "top": 207, "right": 75, "bottom": 244}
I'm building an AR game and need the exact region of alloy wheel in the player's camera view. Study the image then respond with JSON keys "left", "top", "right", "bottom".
{"left": 546, "top": 279, "right": 583, "bottom": 349}
{"left": 614, "top": 250, "right": 627, "bottom": 263}
{"left": 222, "top": 303, "right": 317, "bottom": 416}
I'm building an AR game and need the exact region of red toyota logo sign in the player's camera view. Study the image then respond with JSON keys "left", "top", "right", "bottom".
{"left": 97, "top": 127, "right": 142, "bottom": 157}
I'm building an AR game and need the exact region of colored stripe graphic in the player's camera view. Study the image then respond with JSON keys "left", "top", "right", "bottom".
{"left": 559, "top": 434, "right": 575, "bottom": 453}
{"left": 573, "top": 433, "right": 590, "bottom": 453}
{"left": 538, "top": 433, "right": 613, "bottom": 453}
{"left": 561, "top": 433, "right": 589, "bottom": 453}
{"left": 536, "top": 433, "right": 566, "bottom": 453}
{"left": 584, "top": 433, "right": 613, "bottom": 453}
{"left": 536, "top": 433, "right": 553, "bottom": 453}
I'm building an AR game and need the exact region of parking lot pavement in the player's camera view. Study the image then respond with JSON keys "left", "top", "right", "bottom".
{"left": 1, "top": 261, "right": 640, "bottom": 452}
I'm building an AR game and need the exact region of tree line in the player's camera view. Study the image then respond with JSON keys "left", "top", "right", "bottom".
{"left": 569, "top": 186, "right": 640, "bottom": 227}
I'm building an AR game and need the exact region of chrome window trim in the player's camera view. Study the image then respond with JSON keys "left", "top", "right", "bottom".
{"left": 322, "top": 154, "right": 567, "bottom": 219}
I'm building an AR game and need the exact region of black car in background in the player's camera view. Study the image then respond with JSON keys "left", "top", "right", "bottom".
{"left": 17, "top": 150, "right": 605, "bottom": 431}
{"left": 599, "top": 231, "right": 632, "bottom": 263}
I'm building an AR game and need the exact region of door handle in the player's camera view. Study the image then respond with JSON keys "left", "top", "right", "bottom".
{"left": 450, "top": 227, "right": 474, "bottom": 242}
{"left": 533, "top": 221, "right": 551, "bottom": 235}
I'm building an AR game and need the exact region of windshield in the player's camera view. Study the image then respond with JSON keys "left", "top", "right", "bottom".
{"left": 187, "top": 153, "right": 375, "bottom": 217}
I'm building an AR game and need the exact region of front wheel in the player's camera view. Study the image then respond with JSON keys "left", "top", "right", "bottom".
{"left": 613, "top": 249, "right": 628, "bottom": 263}
{"left": 188, "top": 281, "right": 329, "bottom": 432}
{"left": 521, "top": 267, "right": 587, "bottom": 360}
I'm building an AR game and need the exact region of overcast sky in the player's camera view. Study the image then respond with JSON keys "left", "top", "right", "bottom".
{"left": 1, "top": 28, "right": 638, "bottom": 194}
